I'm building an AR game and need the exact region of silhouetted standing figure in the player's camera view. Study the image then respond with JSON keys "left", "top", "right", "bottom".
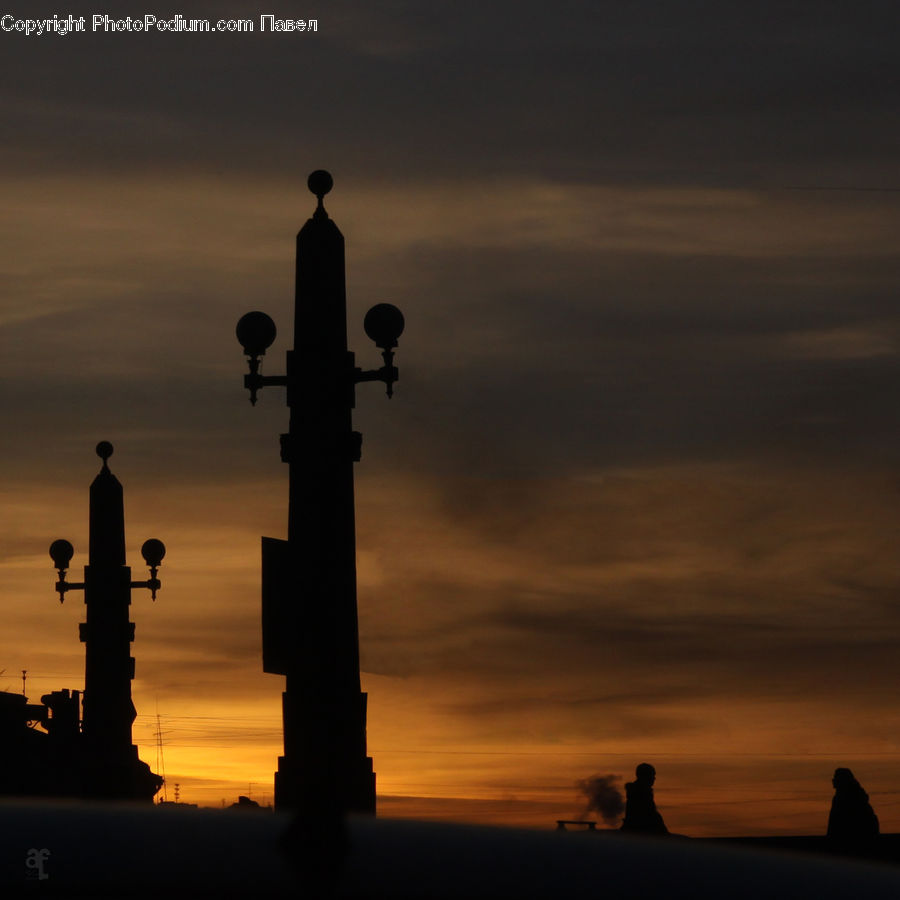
{"left": 827, "top": 767, "right": 878, "bottom": 849}
{"left": 621, "top": 763, "right": 668, "bottom": 835}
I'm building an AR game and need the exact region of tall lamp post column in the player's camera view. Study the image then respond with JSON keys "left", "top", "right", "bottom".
{"left": 49, "top": 442, "right": 165, "bottom": 801}
{"left": 236, "top": 170, "right": 404, "bottom": 817}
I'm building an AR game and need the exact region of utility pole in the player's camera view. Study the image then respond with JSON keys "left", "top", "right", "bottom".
{"left": 236, "top": 170, "right": 404, "bottom": 817}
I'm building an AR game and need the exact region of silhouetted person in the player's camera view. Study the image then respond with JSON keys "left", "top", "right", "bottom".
{"left": 621, "top": 763, "right": 668, "bottom": 835}
{"left": 827, "top": 767, "right": 878, "bottom": 849}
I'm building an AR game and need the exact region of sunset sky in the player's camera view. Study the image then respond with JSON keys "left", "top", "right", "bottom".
{"left": 2, "top": 2, "right": 900, "bottom": 836}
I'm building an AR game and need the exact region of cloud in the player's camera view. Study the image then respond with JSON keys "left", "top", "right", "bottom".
{"left": 2, "top": 0, "right": 900, "bottom": 831}
{"left": 1, "top": 1, "right": 899, "bottom": 186}
{"left": 3, "top": 170, "right": 900, "bottom": 489}
{"left": 775, "top": 325, "right": 899, "bottom": 361}
{"left": 354, "top": 463, "right": 900, "bottom": 728}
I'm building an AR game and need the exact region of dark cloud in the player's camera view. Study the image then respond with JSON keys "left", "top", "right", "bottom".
{"left": 2, "top": 0, "right": 900, "bottom": 829}
{"left": 355, "top": 463, "right": 900, "bottom": 741}
{"left": 2, "top": 1, "right": 899, "bottom": 184}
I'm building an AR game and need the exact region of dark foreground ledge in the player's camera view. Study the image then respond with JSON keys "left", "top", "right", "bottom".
{"left": 3, "top": 801, "right": 900, "bottom": 898}
{"left": 706, "top": 833, "right": 900, "bottom": 865}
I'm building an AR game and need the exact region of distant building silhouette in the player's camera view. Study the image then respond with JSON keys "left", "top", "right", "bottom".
{"left": 621, "top": 763, "right": 669, "bottom": 835}
{"left": 0, "top": 444, "right": 163, "bottom": 801}
{"left": 827, "top": 767, "right": 879, "bottom": 847}
{"left": 229, "top": 795, "right": 264, "bottom": 811}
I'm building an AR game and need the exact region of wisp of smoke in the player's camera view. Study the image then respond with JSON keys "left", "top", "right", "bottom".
{"left": 577, "top": 774, "right": 625, "bottom": 826}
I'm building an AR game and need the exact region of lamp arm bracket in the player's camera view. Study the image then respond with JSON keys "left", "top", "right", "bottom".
{"left": 353, "top": 366, "right": 399, "bottom": 385}
{"left": 244, "top": 371, "right": 288, "bottom": 406}
{"left": 244, "top": 373, "right": 288, "bottom": 390}
{"left": 131, "top": 578, "right": 162, "bottom": 600}
{"left": 55, "top": 580, "right": 84, "bottom": 603}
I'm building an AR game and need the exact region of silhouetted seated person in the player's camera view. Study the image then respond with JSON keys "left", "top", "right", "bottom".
{"left": 827, "top": 768, "right": 879, "bottom": 850}
{"left": 621, "top": 763, "right": 668, "bottom": 835}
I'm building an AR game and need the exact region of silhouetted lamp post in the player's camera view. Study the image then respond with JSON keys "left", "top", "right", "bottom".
{"left": 49, "top": 441, "right": 165, "bottom": 800}
{"left": 236, "top": 170, "right": 403, "bottom": 817}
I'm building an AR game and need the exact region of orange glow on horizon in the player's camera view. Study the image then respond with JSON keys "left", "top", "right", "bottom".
{"left": 3, "top": 174, "right": 900, "bottom": 839}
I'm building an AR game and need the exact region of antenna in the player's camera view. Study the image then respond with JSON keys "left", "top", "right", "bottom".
{"left": 154, "top": 710, "right": 169, "bottom": 802}
{"left": 22, "top": 669, "right": 26, "bottom": 697}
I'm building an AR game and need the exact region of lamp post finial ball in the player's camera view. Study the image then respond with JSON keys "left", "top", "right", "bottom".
{"left": 364, "top": 303, "right": 405, "bottom": 350}
{"left": 308, "top": 170, "right": 333, "bottom": 200}
{"left": 236, "top": 311, "right": 277, "bottom": 357}
{"left": 96, "top": 441, "right": 114, "bottom": 462}
{"left": 141, "top": 538, "right": 166, "bottom": 568}
{"left": 49, "top": 539, "right": 74, "bottom": 570}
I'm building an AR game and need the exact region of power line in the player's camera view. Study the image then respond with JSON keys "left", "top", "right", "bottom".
{"left": 128, "top": 720, "right": 900, "bottom": 763}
